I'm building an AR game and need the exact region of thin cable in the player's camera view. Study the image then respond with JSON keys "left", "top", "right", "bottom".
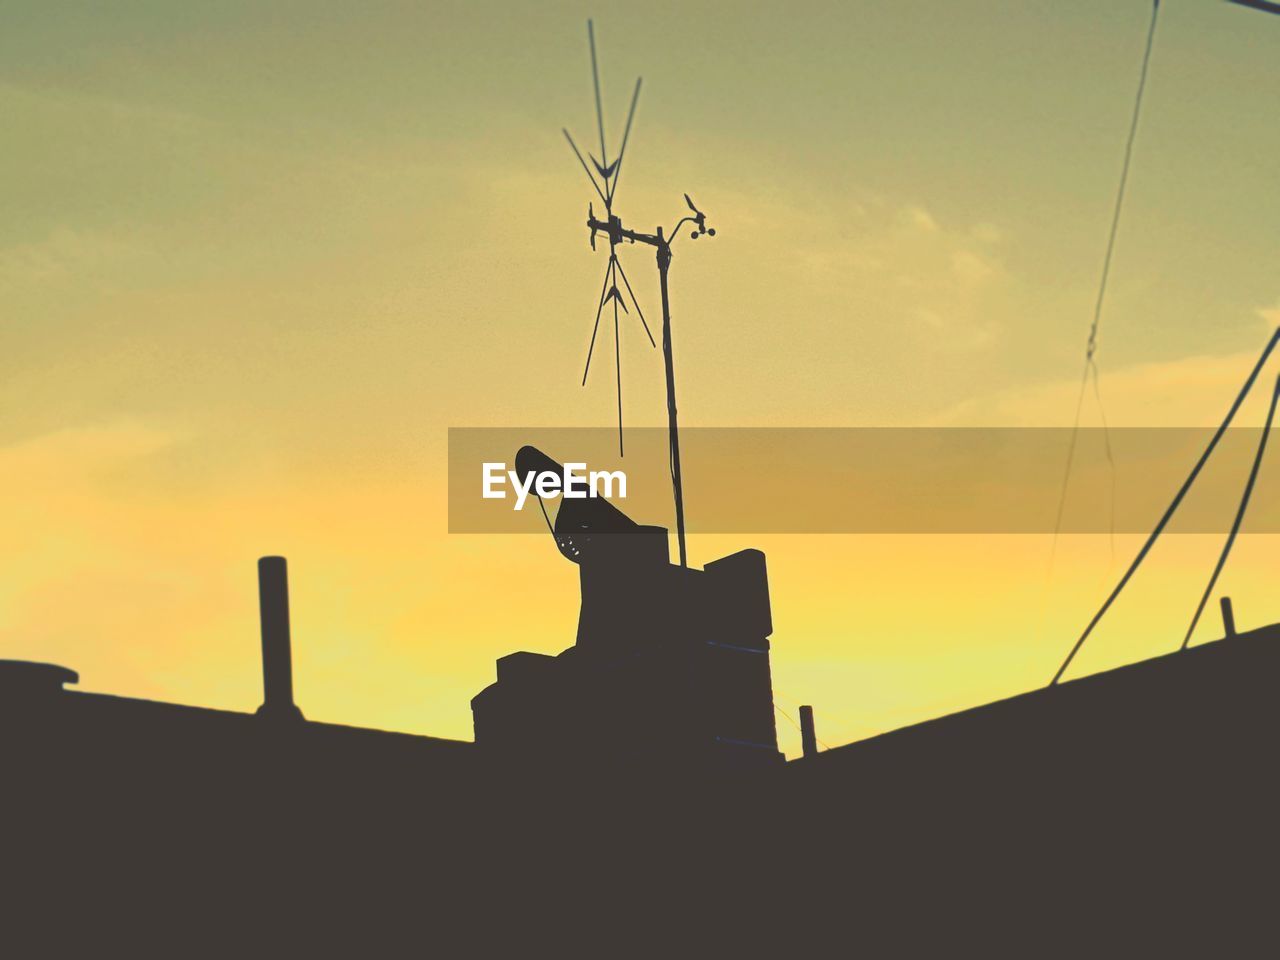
{"left": 1086, "top": 0, "right": 1161, "bottom": 369}
{"left": 613, "top": 256, "right": 656, "bottom": 347}
{"left": 1181, "top": 373, "right": 1280, "bottom": 650}
{"left": 614, "top": 283, "right": 623, "bottom": 456}
{"left": 1046, "top": 0, "right": 1160, "bottom": 578}
{"left": 582, "top": 257, "right": 615, "bottom": 385}
{"left": 1090, "top": 359, "right": 1118, "bottom": 560}
{"left": 1050, "top": 328, "right": 1280, "bottom": 686}
{"left": 1047, "top": 373, "right": 1091, "bottom": 578}
{"left": 773, "top": 703, "right": 832, "bottom": 752}
{"left": 563, "top": 129, "right": 607, "bottom": 206}
{"left": 536, "top": 494, "right": 555, "bottom": 536}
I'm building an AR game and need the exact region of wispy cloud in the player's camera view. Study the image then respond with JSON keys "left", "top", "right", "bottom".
{"left": 1258, "top": 299, "right": 1280, "bottom": 334}
{"left": 0, "top": 227, "right": 157, "bottom": 286}
{"left": 783, "top": 199, "right": 1009, "bottom": 348}
{"left": 935, "top": 334, "right": 1280, "bottom": 427}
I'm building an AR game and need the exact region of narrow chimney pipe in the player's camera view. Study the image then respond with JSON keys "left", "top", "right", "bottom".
{"left": 256, "top": 556, "right": 303, "bottom": 721}
{"left": 799, "top": 704, "right": 818, "bottom": 759}
{"left": 1220, "top": 596, "right": 1237, "bottom": 638}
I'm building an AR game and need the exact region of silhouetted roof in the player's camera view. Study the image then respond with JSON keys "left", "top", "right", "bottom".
{"left": 792, "top": 624, "right": 1280, "bottom": 781}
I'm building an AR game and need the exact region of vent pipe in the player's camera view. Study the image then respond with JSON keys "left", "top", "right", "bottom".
{"left": 799, "top": 704, "right": 818, "bottom": 759}
{"left": 256, "top": 556, "right": 304, "bottom": 721}
{"left": 1220, "top": 596, "right": 1237, "bottom": 638}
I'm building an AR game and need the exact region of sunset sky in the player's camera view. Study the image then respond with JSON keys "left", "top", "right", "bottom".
{"left": 3, "top": 0, "right": 1279, "bottom": 755}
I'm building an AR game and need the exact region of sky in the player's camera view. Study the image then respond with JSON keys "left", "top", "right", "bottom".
{"left": 3, "top": 0, "right": 1279, "bottom": 755}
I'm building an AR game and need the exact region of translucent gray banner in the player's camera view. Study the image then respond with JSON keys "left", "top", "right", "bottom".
{"left": 447, "top": 427, "right": 1280, "bottom": 534}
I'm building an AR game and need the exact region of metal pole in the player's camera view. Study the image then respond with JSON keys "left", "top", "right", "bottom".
{"left": 799, "top": 705, "right": 818, "bottom": 759}
{"left": 1220, "top": 597, "right": 1237, "bottom": 638}
{"left": 657, "top": 227, "right": 688, "bottom": 568}
{"left": 256, "top": 556, "right": 303, "bottom": 720}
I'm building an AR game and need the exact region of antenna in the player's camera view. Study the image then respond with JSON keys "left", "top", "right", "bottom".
{"left": 564, "top": 23, "right": 650, "bottom": 460}
{"left": 563, "top": 19, "right": 716, "bottom": 568}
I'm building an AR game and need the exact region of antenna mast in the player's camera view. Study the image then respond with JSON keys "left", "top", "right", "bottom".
{"left": 563, "top": 20, "right": 716, "bottom": 568}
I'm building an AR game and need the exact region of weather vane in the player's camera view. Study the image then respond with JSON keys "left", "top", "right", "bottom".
{"left": 562, "top": 19, "right": 716, "bottom": 568}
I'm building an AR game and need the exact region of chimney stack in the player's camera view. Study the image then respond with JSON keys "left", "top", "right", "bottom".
{"left": 256, "top": 556, "right": 304, "bottom": 721}
{"left": 1220, "top": 596, "right": 1237, "bottom": 638}
{"left": 799, "top": 704, "right": 818, "bottom": 759}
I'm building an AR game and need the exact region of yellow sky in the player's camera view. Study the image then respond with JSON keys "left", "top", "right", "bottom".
{"left": 3, "top": 1, "right": 1280, "bottom": 755}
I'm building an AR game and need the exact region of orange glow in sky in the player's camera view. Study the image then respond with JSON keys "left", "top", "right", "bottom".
{"left": 3, "top": 1, "right": 1280, "bottom": 755}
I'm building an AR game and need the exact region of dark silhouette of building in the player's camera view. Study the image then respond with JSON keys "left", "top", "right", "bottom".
{"left": 471, "top": 447, "right": 780, "bottom": 769}
{"left": 5, "top": 465, "right": 1279, "bottom": 949}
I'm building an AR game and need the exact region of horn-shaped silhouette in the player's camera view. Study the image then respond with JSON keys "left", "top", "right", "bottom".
{"left": 591, "top": 155, "right": 620, "bottom": 181}
{"left": 603, "top": 286, "right": 628, "bottom": 313}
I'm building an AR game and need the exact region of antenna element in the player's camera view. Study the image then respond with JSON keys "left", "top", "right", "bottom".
{"left": 562, "top": 20, "right": 718, "bottom": 566}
